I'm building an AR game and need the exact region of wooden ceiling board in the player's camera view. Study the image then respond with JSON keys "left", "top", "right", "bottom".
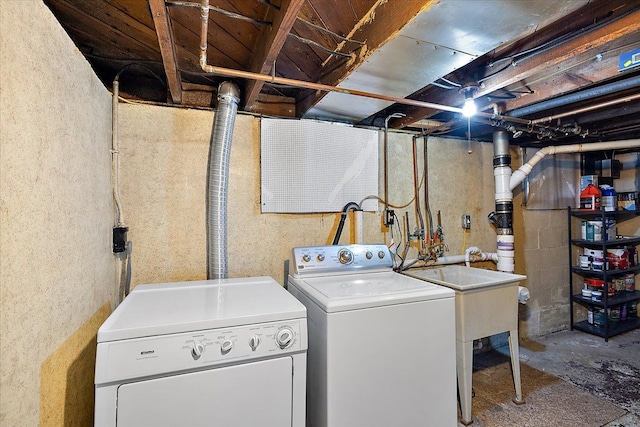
{"left": 304, "top": 0, "right": 360, "bottom": 40}
{"left": 288, "top": 21, "right": 333, "bottom": 66}
{"left": 173, "top": 6, "right": 259, "bottom": 53}
{"left": 279, "top": 37, "right": 326, "bottom": 80}
{"left": 210, "top": 0, "right": 271, "bottom": 23}
{"left": 45, "top": 0, "right": 159, "bottom": 56}
{"left": 273, "top": 48, "right": 314, "bottom": 82}
{"left": 169, "top": 8, "right": 252, "bottom": 70}
{"left": 45, "top": 0, "right": 161, "bottom": 61}
{"left": 107, "top": 0, "right": 156, "bottom": 28}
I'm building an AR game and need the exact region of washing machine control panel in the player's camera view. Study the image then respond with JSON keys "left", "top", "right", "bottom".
{"left": 95, "top": 319, "right": 307, "bottom": 384}
{"left": 290, "top": 244, "right": 392, "bottom": 276}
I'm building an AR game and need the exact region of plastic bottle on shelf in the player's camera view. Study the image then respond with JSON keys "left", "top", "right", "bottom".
{"left": 600, "top": 185, "right": 617, "bottom": 212}
{"left": 579, "top": 183, "right": 601, "bottom": 210}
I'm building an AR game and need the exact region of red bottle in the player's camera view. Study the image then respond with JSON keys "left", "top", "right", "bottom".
{"left": 580, "top": 184, "right": 601, "bottom": 210}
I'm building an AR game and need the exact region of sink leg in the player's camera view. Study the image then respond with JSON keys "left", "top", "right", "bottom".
{"left": 457, "top": 339, "right": 474, "bottom": 425}
{"left": 508, "top": 328, "right": 524, "bottom": 405}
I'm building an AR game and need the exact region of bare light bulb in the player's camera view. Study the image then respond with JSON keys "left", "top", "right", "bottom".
{"left": 462, "top": 97, "right": 476, "bottom": 117}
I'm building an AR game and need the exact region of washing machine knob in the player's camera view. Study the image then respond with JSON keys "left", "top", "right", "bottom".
{"left": 191, "top": 343, "right": 204, "bottom": 360}
{"left": 276, "top": 327, "right": 294, "bottom": 349}
{"left": 317, "top": 254, "right": 325, "bottom": 262}
{"left": 338, "top": 249, "right": 353, "bottom": 265}
{"left": 378, "top": 250, "right": 386, "bottom": 259}
{"left": 249, "top": 335, "right": 261, "bottom": 351}
{"left": 302, "top": 254, "right": 311, "bottom": 263}
{"left": 365, "top": 251, "right": 373, "bottom": 259}
{"left": 220, "top": 339, "right": 233, "bottom": 354}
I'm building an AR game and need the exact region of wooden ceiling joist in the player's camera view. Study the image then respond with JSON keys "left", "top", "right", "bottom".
{"left": 476, "top": 9, "right": 640, "bottom": 100}
{"left": 243, "top": 0, "right": 306, "bottom": 111}
{"left": 149, "top": 0, "right": 183, "bottom": 103}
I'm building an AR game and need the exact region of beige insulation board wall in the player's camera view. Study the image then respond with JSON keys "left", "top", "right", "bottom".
{"left": 0, "top": 1, "right": 114, "bottom": 426}
{"left": 117, "top": 103, "right": 498, "bottom": 289}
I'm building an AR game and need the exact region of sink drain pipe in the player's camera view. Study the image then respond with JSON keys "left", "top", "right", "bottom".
{"left": 490, "top": 131, "right": 515, "bottom": 273}
{"left": 491, "top": 131, "right": 531, "bottom": 304}
{"left": 207, "top": 81, "right": 240, "bottom": 279}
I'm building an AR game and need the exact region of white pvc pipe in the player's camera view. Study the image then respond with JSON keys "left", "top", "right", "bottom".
{"left": 510, "top": 139, "right": 640, "bottom": 190}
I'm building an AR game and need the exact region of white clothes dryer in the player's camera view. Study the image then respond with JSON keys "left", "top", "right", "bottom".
{"left": 94, "top": 276, "right": 307, "bottom": 427}
{"left": 287, "top": 244, "right": 457, "bottom": 427}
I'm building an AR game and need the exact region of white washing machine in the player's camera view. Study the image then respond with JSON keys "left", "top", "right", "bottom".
{"left": 287, "top": 244, "right": 457, "bottom": 427}
{"left": 94, "top": 276, "right": 307, "bottom": 427}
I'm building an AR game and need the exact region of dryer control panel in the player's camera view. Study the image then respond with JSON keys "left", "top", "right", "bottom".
{"left": 95, "top": 318, "right": 306, "bottom": 384}
{"left": 290, "top": 244, "right": 392, "bottom": 277}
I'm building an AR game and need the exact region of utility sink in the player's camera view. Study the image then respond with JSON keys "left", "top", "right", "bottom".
{"left": 404, "top": 265, "right": 528, "bottom": 425}
{"left": 405, "top": 265, "right": 526, "bottom": 291}
{"left": 405, "top": 265, "right": 526, "bottom": 340}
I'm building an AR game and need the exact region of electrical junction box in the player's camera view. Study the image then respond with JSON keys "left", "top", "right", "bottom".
{"left": 461, "top": 214, "right": 471, "bottom": 230}
{"left": 619, "top": 48, "right": 640, "bottom": 72}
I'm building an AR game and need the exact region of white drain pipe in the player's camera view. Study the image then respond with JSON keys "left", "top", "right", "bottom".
{"left": 491, "top": 131, "right": 515, "bottom": 273}
{"left": 510, "top": 139, "right": 640, "bottom": 190}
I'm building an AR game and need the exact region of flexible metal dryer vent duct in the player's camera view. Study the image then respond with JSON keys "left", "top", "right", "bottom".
{"left": 207, "top": 81, "right": 240, "bottom": 279}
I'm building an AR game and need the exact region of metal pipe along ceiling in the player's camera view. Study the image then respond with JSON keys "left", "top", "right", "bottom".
{"left": 508, "top": 75, "right": 640, "bottom": 119}
{"left": 207, "top": 81, "right": 240, "bottom": 279}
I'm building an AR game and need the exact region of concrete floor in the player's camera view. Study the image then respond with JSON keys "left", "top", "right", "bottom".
{"left": 520, "top": 328, "right": 640, "bottom": 426}
{"left": 468, "top": 328, "right": 640, "bottom": 426}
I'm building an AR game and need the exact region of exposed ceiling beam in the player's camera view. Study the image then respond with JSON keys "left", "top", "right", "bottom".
{"left": 498, "top": 38, "right": 640, "bottom": 112}
{"left": 149, "top": 0, "right": 183, "bottom": 103}
{"left": 243, "top": 0, "right": 305, "bottom": 111}
{"left": 295, "top": 0, "right": 438, "bottom": 116}
{"left": 477, "top": 10, "right": 640, "bottom": 99}
{"left": 387, "top": 7, "right": 640, "bottom": 129}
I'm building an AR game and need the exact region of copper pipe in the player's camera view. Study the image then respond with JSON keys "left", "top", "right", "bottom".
{"left": 199, "top": 0, "right": 210, "bottom": 71}
{"left": 203, "top": 63, "right": 467, "bottom": 114}
{"left": 530, "top": 92, "right": 640, "bottom": 125}
{"left": 197, "top": 9, "right": 543, "bottom": 126}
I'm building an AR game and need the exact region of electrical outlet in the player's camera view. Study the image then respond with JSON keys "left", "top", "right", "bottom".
{"left": 462, "top": 214, "right": 471, "bottom": 230}
{"left": 385, "top": 209, "right": 395, "bottom": 226}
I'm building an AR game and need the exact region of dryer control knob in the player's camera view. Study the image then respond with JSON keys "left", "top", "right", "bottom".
{"left": 249, "top": 335, "right": 261, "bottom": 351}
{"left": 276, "top": 327, "right": 294, "bottom": 349}
{"left": 191, "top": 343, "right": 204, "bottom": 360}
{"left": 220, "top": 339, "right": 233, "bottom": 354}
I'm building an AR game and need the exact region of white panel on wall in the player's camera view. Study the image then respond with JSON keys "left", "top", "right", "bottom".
{"left": 261, "top": 119, "right": 379, "bottom": 213}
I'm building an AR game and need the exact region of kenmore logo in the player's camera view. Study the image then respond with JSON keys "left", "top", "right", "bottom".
{"left": 140, "top": 350, "right": 155, "bottom": 355}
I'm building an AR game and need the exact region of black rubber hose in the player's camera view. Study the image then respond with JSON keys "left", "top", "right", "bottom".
{"left": 332, "top": 202, "right": 362, "bottom": 245}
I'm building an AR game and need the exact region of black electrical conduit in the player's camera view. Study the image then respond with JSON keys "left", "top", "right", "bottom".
{"left": 332, "top": 202, "right": 362, "bottom": 245}
{"left": 508, "top": 74, "right": 640, "bottom": 119}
